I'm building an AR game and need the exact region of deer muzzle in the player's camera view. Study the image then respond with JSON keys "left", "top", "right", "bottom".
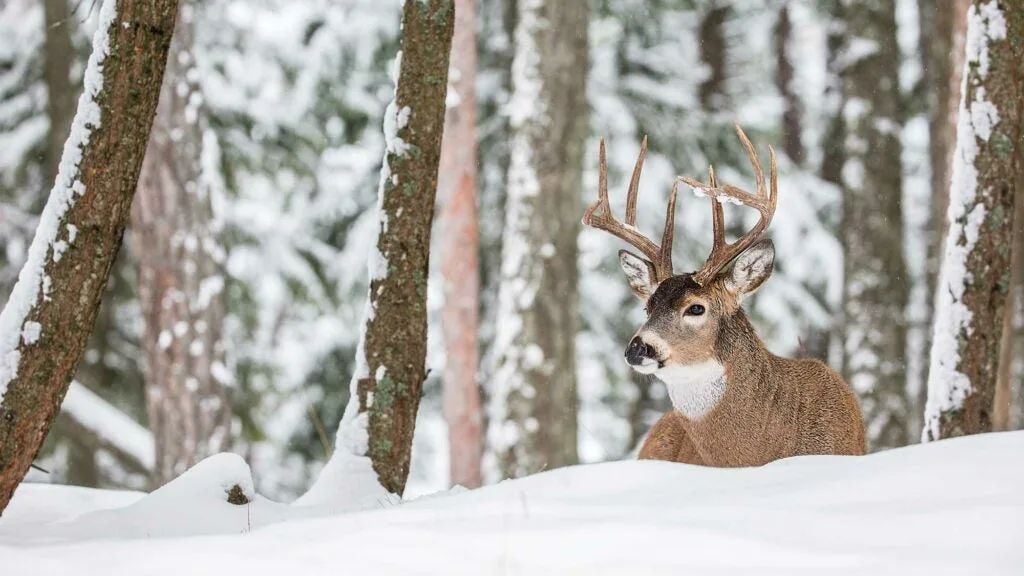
{"left": 625, "top": 336, "right": 662, "bottom": 373}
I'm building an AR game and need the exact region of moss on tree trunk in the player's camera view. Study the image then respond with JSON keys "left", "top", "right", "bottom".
{"left": 356, "top": 0, "right": 455, "bottom": 496}
{"left": 931, "top": 1, "right": 1024, "bottom": 440}
{"left": 0, "top": 0, "right": 179, "bottom": 515}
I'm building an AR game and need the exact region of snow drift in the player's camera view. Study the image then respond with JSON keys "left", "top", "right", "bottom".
{"left": 1, "top": 431, "right": 1022, "bottom": 574}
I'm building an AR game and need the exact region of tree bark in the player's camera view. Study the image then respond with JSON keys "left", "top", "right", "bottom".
{"left": 349, "top": 0, "right": 454, "bottom": 496}
{"left": 0, "top": 0, "right": 178, "bottom": 515}
{"left": 919, "top": 0, "right": 957, "bottom": 295}
{"left": 924, "top": 0, "right": 1023, "bottom": 441}
{"left": 698, "top": 4, "right": 728, "bottom": 112}
{"left": 820, "top": 0, "right": 845, "bottom": 190}
{"left": 993, "top": 186, "right": 1023, "bottom": 430}
{"left": 774, "top": 4, "right": 803, "bottom": 165}
{"left": 131, "top": 0, "right": 230, "bottom": 486}
{"left": 437, "top": 0, "right": 482, "bottom": 489}
{"left": 839, "top": 0, "right": 910, "bottom": 450}
{"left": 42, "top": 0, "right": 75, "bottom": 182}
{"left": 491, "top": 0, "right": 587, "bottom": 479}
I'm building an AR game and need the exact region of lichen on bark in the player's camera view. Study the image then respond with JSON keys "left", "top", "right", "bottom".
{"left": 354, "top": 0, "right": 455, "bottom": 496}
{"left": 925, "top": 0, "right": 1024, "bottom": 441}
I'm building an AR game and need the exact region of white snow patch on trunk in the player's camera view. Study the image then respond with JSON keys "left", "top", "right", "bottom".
{"left": 923, "top": 2, "right": 1004, "bottom": 441}
{"left": 0, "top": 0, "right": 118, "bottom": 399}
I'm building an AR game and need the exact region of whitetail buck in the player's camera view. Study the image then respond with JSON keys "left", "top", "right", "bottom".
{"left": 584, "top": 124, "right": 865, "bottom": 465}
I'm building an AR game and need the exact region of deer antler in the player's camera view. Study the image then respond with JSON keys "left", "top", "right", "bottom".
{"left": 678, "top": 123, "right": 778, "bottom": 286}
{"left": 582, "top": 137, "right": 680, "bottom": 283}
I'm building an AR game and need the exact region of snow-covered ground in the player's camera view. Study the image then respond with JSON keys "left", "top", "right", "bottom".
{"left": 1, "top": 431, "right": 1022, "bottom": 575}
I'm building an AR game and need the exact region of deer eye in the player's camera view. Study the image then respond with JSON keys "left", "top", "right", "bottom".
{"left": 685, "top": 304, "right": 705, "bottom": 316}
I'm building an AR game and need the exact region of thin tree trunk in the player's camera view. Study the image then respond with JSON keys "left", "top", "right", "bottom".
{"left": 0, "top": 0, "right": 179, "bottom": 515}
{"left": 994, "top": 194, "right": 1023, "bottom": 430}
{"left": 924, "top": 0, "right": 1023, "bottom": 441}
{"left": 698, "top": 4, "right": 728, "bottom": 112}
{"left": 347, "top": 0, "right": 454, "bottom": 496}
{"left": 132, "top": 0, "right": 230, "bottom": 486}
{"left": 43, "top": 0, "right": 98, "bottom": 488}
{"left": 491, "top": 0, "right": 587, "bottom": 479}
{"left": 939, "top": 0, "right": 974, "bottom": 246}
{"left": 438, "top": 0, "right": 482, "bottom": 489}
{"left": 774, "top": 4, "right": 803, "bottom": 165}
{"left": 42, "top": 0, "right": 75, "bottom": 182}
{"left": 839, "top": 0, "right": 910, "bottom": 450}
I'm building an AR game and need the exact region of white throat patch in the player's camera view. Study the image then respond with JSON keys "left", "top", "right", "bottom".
{"left": 656, "top": 359, "right": 726, "bottom": 420}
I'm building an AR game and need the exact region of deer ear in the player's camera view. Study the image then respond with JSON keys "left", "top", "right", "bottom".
{"left": 619, "top": 250, "right": 656, "bottom": 302}
{"left": 725, "top": 239, "right": 774, "bottom": 300}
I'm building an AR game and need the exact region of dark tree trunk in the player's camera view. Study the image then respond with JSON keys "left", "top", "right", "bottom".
{"left": 774, "top": 4, "right": 803, "bottom": 165}
{"left": 491, "top": 0, "right": 587, "bottom": 478}
{"left": 132, "top": 0, "right": 230, "bottom": 486}
{"left": 925, "top": 0, "right": 1024, "bottom": 441}
{"left": 42, "top": 0, "right": 75, "bottom": 182}
{"left": 352, "top": 0, "right": 454, "bottom": 496}
{"left": 0, "top": 0, "right": 179, "bottom": 515}
{"left": 698, "top": 4, "right": 728, "bottom": 112}
{"left": 437, "top": 0, "right": 483, "bottom": 489}
{"left": 839, "top": 0, "right": 910, "bottom": 450}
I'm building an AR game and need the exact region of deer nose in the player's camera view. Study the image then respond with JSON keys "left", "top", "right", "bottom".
{"left": 625, "top": 336, "right": 656, "bottom": 366}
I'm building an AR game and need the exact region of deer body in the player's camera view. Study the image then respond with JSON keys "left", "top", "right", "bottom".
{"left": 638, "top": 308, "right": 865, "bottom": 465}
{"left": 584, "top": 125, "right": 866, "bottom": 467}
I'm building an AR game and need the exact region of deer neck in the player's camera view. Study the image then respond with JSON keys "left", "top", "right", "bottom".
{"left": 658, "top": 309, "right": 771, "bottom": 421}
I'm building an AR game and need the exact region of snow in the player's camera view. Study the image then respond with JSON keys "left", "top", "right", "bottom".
{"left": 0, "top": 0, "right": 118, "bottom": 399}
{"left": 923, "top": 2, "right": 1004, "bottom": 442}
{"left": 61, "top": 382, "right": 155, "bottom": 471}
{"left": 2, "top": 432, "right": 1023, "bottom": 573}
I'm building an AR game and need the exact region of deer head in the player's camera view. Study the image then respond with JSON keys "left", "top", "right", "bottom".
{"left": 583, "top": 124, "right": 778, "bottom": 376}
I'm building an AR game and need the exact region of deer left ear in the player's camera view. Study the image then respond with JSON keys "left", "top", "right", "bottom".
{"left": 725, "top": 239, "right": 774, "bottom": 300}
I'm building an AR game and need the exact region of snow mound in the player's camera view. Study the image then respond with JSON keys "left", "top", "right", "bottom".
{"left": 2, "top": 432, "right": 1023, "bottom": 574}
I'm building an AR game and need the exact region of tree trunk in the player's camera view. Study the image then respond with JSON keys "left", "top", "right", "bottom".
{"left": 820, "top": 0, "right": 844, "bottom": 190}
{"left": 345, "top": 0, "right": 454, "bottom": 496}
{"left": 774, "top": 4, "right": 803, "bottom": 165}
{"left": 0, "top": 0, "right": 178, "bottom": 515}
{"left": 924, "top": 0, "right": 1023, "bottom": 441}
{"left": 437, "top": 0, "right": 483, "bottom": 489}
{"left": 43, "top": 0, "right": 98, "bottom": 488}
{"left": 42, "top": 0, "right": 75, "bottom": 182}
{"left": 919, "top": 0, "right": 957, "bottom": 295}
{"left": 993, "top": 190, "right": 1023, "bottom": 430}
{"left": 839, "top": 0, "right": 910, "bottom": 450}
{"left": 490, "top": 0, "right": 587, "bottom": 479}
{"left": 131, "top": 0, "right": 230, "bottom": 486}
{"left": 938, "top": 0, "right": 974, "bottom": 251}
{"left": 698, "top": 4, "right": 728, "bottom": 112}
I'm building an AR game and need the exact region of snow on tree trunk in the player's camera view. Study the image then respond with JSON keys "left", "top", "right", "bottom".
{"left": 131, "top": 1, "right": 230, "bottom": 486}
{"left": 838, "top": 0, "right": 911, "bottom": 450}
{"left": 925, "top": 0, "right": 1024, "bottom": 441}
{"left": 489, "top": 0, "right": 587, "bottom": 479}
{"left": 306, "top": 0, "right": 454, "bottom": 498}
{"left": 437, "top": 0, "right": 482, "bottom": 490}
{"left": 0, "top": 0, "right": 179, "bottom": 515}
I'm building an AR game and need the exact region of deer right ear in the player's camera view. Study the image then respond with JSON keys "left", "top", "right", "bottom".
{"left": 619, "top": 250, "right": 656, "bottom": 301}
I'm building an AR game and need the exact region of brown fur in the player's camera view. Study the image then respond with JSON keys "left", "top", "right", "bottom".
{"left": 632, "top": 264, "right": 866, "bottom": 466}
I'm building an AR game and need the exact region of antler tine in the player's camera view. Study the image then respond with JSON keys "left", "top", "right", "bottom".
{"left": 624, "top": 136, "right": 648, "bottom": 226}
{"left": 582, "top": 137, "right": 675, "bottom": 281}
{"left": 656, "top": 181, "right": 678, "bottom": 279}
{"left": 708, "top": 165, "right": 725, "bottom": 249}
{"left": 685, "top": 124, "right": 779, "bottom": 286}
